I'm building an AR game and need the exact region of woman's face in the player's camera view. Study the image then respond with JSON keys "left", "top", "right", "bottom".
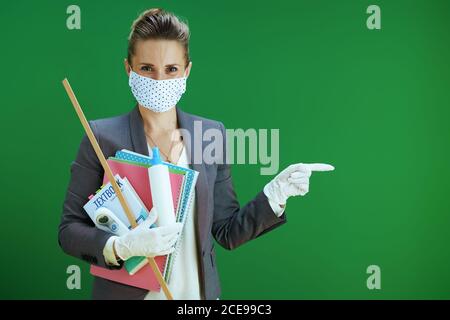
{"left": 125, "top": 39, "right": 191, "bottom": 80}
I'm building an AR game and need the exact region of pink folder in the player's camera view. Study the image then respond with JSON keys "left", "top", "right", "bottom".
{"left": 90, "top": 158, "right": 183, "bottom": 291}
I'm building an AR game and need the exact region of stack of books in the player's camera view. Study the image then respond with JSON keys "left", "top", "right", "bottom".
{"left": 82, "top": 149, "right": 198, "bottom": 292}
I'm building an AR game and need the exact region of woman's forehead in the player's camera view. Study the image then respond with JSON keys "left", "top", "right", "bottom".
{"left": 133, "top": 39, "right": 185, "bottom": 65}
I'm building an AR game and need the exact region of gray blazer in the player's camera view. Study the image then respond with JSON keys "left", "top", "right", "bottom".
{"left": 58, "top": 105, "right": 287, "bottom": 300}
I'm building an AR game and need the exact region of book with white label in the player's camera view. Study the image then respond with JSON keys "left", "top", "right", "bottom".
{"left": 83, "top": 174, "right": 150, "bottom": 228}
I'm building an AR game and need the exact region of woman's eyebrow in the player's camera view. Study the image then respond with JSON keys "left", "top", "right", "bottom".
{"left": 138, "top": 63, "right": 180, "bottom": 67}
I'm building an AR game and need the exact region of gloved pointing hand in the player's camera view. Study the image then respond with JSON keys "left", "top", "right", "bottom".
{"left": 113, "top": 209, "right": 183, "bottom": 261}
{"left": 264, "top": 163, "right": 335, "bottom": 206}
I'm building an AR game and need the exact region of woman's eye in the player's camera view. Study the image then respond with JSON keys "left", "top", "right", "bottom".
{"left": 140, "top": 66, "right": 152, "bottom": 72}
{"left": 168, "top": 66, "right": 178, "bottom": 72}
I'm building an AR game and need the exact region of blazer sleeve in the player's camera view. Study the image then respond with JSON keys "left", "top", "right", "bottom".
{"left": 58, "top": 120, "right": 123, "bottom": 270}
{"left": 211, "top": 122, "right": 287, "bottom": 250}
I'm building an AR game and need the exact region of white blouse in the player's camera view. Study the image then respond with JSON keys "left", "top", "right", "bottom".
{"left": 144, "top": 143, "right": 202, "bottom": 300}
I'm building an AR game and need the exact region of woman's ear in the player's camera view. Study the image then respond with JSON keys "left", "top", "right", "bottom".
{"left": 124, "top": 58, "right": 131, "bottom": 76}
{"left": 184, "top": 61, "right": 192, "bottom": 78}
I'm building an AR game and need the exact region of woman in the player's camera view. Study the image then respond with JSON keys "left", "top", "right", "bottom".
{"left": 58, "top": 8, "right": 334, "bottom": 300}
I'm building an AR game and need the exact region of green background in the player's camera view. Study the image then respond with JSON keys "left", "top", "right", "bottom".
{"left": 1, "top": 0, "right": 449, "bottom": 299}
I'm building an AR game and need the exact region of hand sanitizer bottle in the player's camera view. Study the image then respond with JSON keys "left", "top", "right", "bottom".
{"left": 149, "top": 147, "right": 176, "bottom": 226}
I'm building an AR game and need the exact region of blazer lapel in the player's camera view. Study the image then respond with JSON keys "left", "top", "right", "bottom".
{"left": 129, "top": 104, "right": 150, "bottom": 157}
{"left": 176, "top": 107, "right": 210, "bottom": 250}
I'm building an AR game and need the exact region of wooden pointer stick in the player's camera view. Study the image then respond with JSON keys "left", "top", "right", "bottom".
{"left": 62, "top": 78, "right": 173, "bottom": 300}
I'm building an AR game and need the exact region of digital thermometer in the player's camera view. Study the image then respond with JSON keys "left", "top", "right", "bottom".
{"left": 94, "top": 207, "right": 129, "bottom": 236}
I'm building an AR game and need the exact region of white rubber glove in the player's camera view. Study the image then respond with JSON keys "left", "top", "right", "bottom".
{"left": 113, "top": 209, "right": 183, "bottom": 261}
{"left": 263, "top": 163, "right": 335, "bottom": 207}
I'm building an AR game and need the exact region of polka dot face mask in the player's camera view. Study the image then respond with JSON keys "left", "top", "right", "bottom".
{"left": 128, "top": 70, "right": 187, "bottom": 113}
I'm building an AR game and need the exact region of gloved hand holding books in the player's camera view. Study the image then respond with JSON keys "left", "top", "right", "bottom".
{"left": 83, "top": 174, "right": 183, "bottom": 269}
{"left": 112, "top": 208, "right": 183, "bottom": 261}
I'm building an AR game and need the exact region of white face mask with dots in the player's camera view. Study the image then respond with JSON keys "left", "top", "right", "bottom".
{"left": 128, "top": 70, "right": 187, "bottom": 113}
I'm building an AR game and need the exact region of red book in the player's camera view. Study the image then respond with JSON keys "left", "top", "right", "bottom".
{"left": 90, "top": 158, "right": 183, "bottom": 291}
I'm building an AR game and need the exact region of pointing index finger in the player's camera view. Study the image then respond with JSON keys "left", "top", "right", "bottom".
{"left": 303, "top": 163, "right": 335, "bottom": 172}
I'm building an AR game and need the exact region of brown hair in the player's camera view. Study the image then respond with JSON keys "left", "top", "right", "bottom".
{"left": 127, "top": 8, "right": 190, "bottom": 67}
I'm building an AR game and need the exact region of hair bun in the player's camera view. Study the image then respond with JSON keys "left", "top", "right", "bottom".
{"left": 127, "top": 8, "right": 191, "bottom": 67}
{"left": 145, "top": 8, "right": 163, "bottom": 17}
